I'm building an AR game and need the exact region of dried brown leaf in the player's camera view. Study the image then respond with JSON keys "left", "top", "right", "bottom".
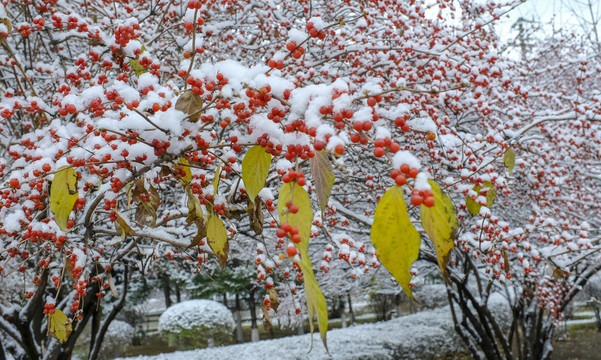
{"left": 261, "top": 302, "right": 272, "bottom": 329}
{"left": 175, "top": 90, "right": 203, "bottom": 122}
{"left": 267, "top": 287, "right": 280, "bottom": 312}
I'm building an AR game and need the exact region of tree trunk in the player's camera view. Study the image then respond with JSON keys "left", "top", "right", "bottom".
{"left": 89, "top": 303, "right": 103, "bottom": 356}
{"left": 0, "top": 337, "right": 6, "bottom": 360}
{"left": 161, "top": 274, "right": 172, "bottom": 308}
{"left": 248, "top": 288, "right": 259, "bottom": 342}
{"left": 175, "top": 282, "right": 181, "bottom": 303}
{"left": 235, "top": 294, "right": 244, "bottom": 342}
{"left": 339, "top": 295, "right": 347, "bottom": 328}
{"left": 297, "top": 318, "right": 304, "bottom": 335}
{"left": 396, "top": 293, "right": 403, "bottom": 318}
{"left": 223, "top": 293, "right": 228, "bottom": 308}
{"left": 347, "top": 292, "right": 356, "bottom": 325}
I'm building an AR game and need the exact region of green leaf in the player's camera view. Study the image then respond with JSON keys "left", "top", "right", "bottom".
{"left": 48, "top": 309, "right": 72, "bottom": 343}
{"left": 503, "top": 148, "right": 515, "bottom": 175}
{"left": 465, "top": 185, "right": 482, "bottom": 216}
{"left": 213, "top": 164, "right": 222, "bottom": 195}
{"left": 482, "top": 181, "right": 496, "bottom": 208}
{"left": 371, "top": 186, "right": 421, "bottom": 298}
{"left": 278, "top": 182, "right": 313, "bottom": 255}
{"left": 242, "top": 145, "right": 272, "bottom": 201}
{"left": 178, "top": 158, "right": 192, "bottom": 183}
{"left": 421, "top": 180, "right": 457, "bottom": 277}
{"left": 50, "top": 166, "right": 79, "bottom": 231}
{"left": 207, "top": 214, "right": 229, "bottom": 269}
{"left": 297, "top": 255, "right": 328, "bottom": 352}
{"left": 310, "top": 150, "right": 335, "bottom": 214}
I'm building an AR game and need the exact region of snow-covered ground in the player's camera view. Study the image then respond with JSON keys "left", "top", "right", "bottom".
{"left": 118, "top": 306, "right": 464, "bottom": 360}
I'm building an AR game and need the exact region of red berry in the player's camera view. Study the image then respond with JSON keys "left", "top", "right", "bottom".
{"left": 374, "top": 147, "right": 385, "bottom": 157}
{"left": 286, "top": 41, "right": 297, "bottom": 51}
{"left": 42, "top": 164, "right": 51, "bottom": 172}
{"left": 395, "top": 174, "right": 406, "bottom": 186}
{"left": 423, "top": 196, "right": 435, "bottom": 207}
{"left": 400, "top": 164, "right": 410, "bottom": 174}
{"left": 289, "top": 204, "right": 299, "bottom": 214}
{"left": 286, "top": 246, "right": 297, "bottom": 257}
{"left": 9, "top": 178, "right": 19, "bottom": 187}
{"left": 367, "top": 97, "right": 377, "bottom": 107}
{"left": 291, "top": 234, "right": 302, "bottom": 243}
{"left": 409, "top": 168, "right": 419, "bottom": 178}
{"left": 410, "top": 195, "right": 423, "bottom": 206}
{"left": 335, "top": 144, "right": 345, "bottom": 155}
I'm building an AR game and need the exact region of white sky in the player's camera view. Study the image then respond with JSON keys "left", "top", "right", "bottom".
{"left": 498, "top": 0, "right": 600, "bottom": 39}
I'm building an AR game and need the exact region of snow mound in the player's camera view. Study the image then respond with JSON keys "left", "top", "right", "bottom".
{"left": 121, "top": 306, "right": 464, "bottom": 360}
{"left": 158, "top": 299, "right": 235, "bottom": 334}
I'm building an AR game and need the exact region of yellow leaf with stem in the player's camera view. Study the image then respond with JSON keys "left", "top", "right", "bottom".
{"left": 50, "top": 166, "right": 79, "bottom": 231}
{"left": 242, "top": 145, "right": 272, "bottom": 201}
{"left": 371, "top": 186, "right": 421, "bottom": 298}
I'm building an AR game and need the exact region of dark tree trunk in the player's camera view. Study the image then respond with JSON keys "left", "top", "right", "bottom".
{"left": 161, "top": 274, "right": 172, "bottom": 308}
{"left": 248, "top": 288, "right": 259, "bottom": 342}
{"left": 175, "top": 282, "right": 181, "bottom": 303}
{"left": 89, "top": 303, "right": 103, "bottom": 356}
{"left": 339, "top": 295, "right": 347, "bottom": 327}
{"left": 347, "top": 291, "right": 356, "bottom": 325}
{"left": 88, "top": 268, "right": 129, "bottom": 360}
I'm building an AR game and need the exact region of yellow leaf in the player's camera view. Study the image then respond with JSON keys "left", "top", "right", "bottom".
{"left": 465, "top": 185, "right": 482, "bottom": 216}
{"left": 278, "top": 182, "right": 313, "bottom": 254}
{"left": 213, "top": 164, "right": 222, "bottom": 195}
{"left": 207, "top": 215, "right": 229, "bottom": 269}
{"left": 48, "top": 309, "right": 72, "bottom": 343}
{"left": 503, "top": 148, "right": 516, "bottom": 175}
{"left": 371, "top": 186, "right": 420, "bottom": 298}
{"left": 114, "top": 212, "right": 135, "bottom": 240}
{"left": 185, "top": 185, "right": 204, "bottom": 224}
{"left": 421, "top": 180, "right": 457, "bottom": 276}
{"left": 242, "top": 145, "right": 272, "bottom": 201}
{"left": 465, "top": 181, "right": 496, "bottom": 216}
{"left": 50, "top": 166, "right": 79, "bottom": 231}
{"left": 129, "top": 43, "right": 148, "bottom": 76}
{"left": 310, "top": 150, "right": 335, "bottom": 214}
{"left": 482, "top": 181, "right": 496, "bottom": 208}
{"left": 178, "top": 158, "right": 192, "bottom": 183}
{"left": 297, "top": 255, "right": 328, "bottom": 352}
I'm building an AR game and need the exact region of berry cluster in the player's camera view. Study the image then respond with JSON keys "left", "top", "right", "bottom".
{"left": 43, "top": 303, "right": 55, "bottom": 315}
{"left": 282, "top": 170, "right": 306, "bottom": 185}
{"left": 276, "top": 223, "right": 301, "bottom": 243}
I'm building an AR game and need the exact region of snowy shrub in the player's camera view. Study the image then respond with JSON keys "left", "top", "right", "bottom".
{"left": 158, "top": 300, "right": 235, "bottom": 346}
{"left": 99, "top": 320, "right": 135, "bottom": 360}
{"left": 117, "top": 306, "right": 465, "bottom": 360}
{"left": 413, "top": 284, "right": 448, "bottom": 309}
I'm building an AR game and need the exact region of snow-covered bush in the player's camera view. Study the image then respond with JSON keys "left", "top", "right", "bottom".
{"left": 158, "top": 300, "right": 235, "bottom": 346}
{"left": 100, "top": 320, "right": 135, "bottom": 360}
{"left": 413, "top": 284, "right": 448, "bottom": 309}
